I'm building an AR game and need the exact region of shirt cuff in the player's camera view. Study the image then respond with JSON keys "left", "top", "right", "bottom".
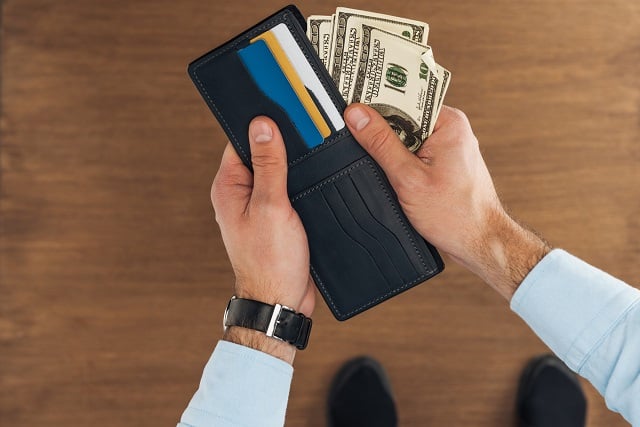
{"left": 180, "top": 340, "right": 293, "bottom": 427}
{"left": 511, "top": 249, "right": 640, "bottom": 372}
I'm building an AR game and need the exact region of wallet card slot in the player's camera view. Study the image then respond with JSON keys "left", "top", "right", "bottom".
{"left": 191, "top": 48, "right": 314, "bottom": 166}
{"left": 318, "top": 189, "right": 389, "bottom": 288}
{"left": 294, "top": 182, "right": 394, "bottom": 313}
{"left": 292, "top": 158, "right": 441, "bottom": 319}
{"left": 348, "top": 161, "right": 436, "bottom": 273}
{"left": 322, "top": 184, "right": 401, "bottom": 289}
{"left": 335, "top": 176, "right": 418, "bottom": 283}
{"left": 189, "top": 9, "right": 353, "bottom": 167}
{"left": 238, "top": 39, "right": 325, "bottom": 149}
{"left": 307, "top": 87, "right": 336, "bottom": 134}
{"left": 268, "top": 22, "right": 345, "bottom": 132}
{"left": 287, "top": 132, "right": 367, "bottom": 196}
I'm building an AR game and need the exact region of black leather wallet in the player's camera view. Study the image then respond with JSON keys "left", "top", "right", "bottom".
{"left": 188, "top": 5, "right": 444, "bottom": 320}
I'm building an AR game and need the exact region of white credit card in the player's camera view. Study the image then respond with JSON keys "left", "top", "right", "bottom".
{"left": 270, "top": 23, "right": 345, "bottom": 131}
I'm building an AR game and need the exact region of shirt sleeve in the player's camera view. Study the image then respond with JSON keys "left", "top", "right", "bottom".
{"left": 177, "top": 340, "right": 293, "bottom": 427}
{"left": 511, "top": 249, "right": 640, "bottom": 425}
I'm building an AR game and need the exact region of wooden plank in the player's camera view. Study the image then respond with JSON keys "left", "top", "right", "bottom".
{"left": 1, "top": 0, "right": 637, "bottom": 425}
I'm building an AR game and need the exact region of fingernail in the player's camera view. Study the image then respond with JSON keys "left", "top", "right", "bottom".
{"left": 250, "top": 120, "right": 273, "bottom": 143}
{"left": 346, "top": 106, "right": 370, "bottom": 131}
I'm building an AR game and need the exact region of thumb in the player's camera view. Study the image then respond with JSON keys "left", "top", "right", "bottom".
{"left": 345, "top": 104, "right": 423, "bottom": 188}
{"left": 248, "top": 116, "right": 288, "bottom": 204}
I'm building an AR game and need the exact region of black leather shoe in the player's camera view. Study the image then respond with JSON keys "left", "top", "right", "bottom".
{"left": 327, "top": 356, "right": 397, "bottom": 427}
{"left": 517, "top": 354, "right": 587, "bottom": 427}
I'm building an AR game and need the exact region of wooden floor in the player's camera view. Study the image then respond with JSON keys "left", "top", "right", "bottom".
{"left": 1, "top": 0, "right": 638, "bottom": 425}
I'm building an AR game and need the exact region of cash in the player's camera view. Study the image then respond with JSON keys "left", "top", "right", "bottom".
{"left": 307, "top": 8, "right": 450, "bottom": 152}
{"left": 307, "top": 15, "right": 333, "bottom": 68}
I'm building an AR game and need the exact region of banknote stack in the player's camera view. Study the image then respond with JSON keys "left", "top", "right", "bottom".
{"left": 307, "top": 8, "right": 450, "bottom": 152}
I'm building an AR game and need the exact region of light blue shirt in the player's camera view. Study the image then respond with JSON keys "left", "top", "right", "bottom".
{"left": 178, "top": 249, "right": 640, "bottom": 426}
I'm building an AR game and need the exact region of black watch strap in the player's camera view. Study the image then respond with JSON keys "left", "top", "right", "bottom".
{"left": 223, "top": 297, "right": 312, "bottom": 350}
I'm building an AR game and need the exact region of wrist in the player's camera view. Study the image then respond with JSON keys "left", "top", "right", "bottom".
{"left": 234, "top": 281, "right": 302, "bottom": 313}
{"left": 234, "top": 292, "right": 298, "bottom": 313}
{"left": 465, "top": 209, "right": 551, "bottom": 300}
{"left": 223, "top": 326, "right": 297, "bottom": 365}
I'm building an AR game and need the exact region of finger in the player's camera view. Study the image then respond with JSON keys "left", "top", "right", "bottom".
{"left": 417, "top": 106, "right": 472, "bottom": 159}
{"left": 247, "top": 116, "right": 288, "bottom": 204}
{"left": 344, "top": 103, "right": 423, "bottom": 187}
{"left": 432, "top": 105, "right": 469, "bottom": 133}
{"left": 211, "top": 142, "right": 253, "bottom": 219}
{"left": 423, "top": 106, "right": 476, "bottom": 160}
{"left": 220, "top": 140, "right": 246, "bottom": 169}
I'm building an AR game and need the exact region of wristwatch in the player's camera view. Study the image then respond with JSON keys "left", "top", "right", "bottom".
{"left": 223, "top": 296, "right": 312, "bottom": 350}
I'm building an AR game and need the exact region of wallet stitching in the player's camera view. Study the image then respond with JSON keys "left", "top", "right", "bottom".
{"left": 191, "top": 16, "right": 289, "bottom": 165}
{"left": 287, "top": 129, "right": 351, "bottom": 167}
{"left": 192, "top": 74, "right": 250, "bottom": 164}
{"left": 365, "top": 161, "right": 431, "bottom": 273}
{"left": 191, "top": 12, "right": 351, "bottom": 167}
{"left": 292, "top": 160, "right": 432, "bottom": 271}
{"left": 312, "top": 265, "right": 431, "bottom": 318}
{"left": 297, "top": 159, "right": 438, "bottom": 318}
{"left": 290, "top": 159, "right": 367, "bottom": 202}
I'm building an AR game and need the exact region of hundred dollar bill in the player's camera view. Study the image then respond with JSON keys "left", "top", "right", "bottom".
{"left": 431, "top": 68, "right": 450, "bottom": 132}
{"left": 436, "top": 68, "right": 450, "bottom": 115}
{"left": 351, "top": 25, "right": 439, "bottom": 152}
{"left": 329, "top": 7, "right": 429, "bottom": 101}
{"left": 421, "top": 49, "right": 451, "bottom": 133}
{"left": 307, "top": 15, "right": 334, "bottom": 69}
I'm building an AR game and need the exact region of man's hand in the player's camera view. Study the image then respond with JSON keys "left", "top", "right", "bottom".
{"left": 211, "top": 117, "right": 315, "bottom": 363}
{"left": 345, "top": 104, "right": 550, "bottom": 299}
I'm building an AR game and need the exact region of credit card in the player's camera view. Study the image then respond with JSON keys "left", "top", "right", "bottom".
{"left": 238, "top": 39, "right": 324, "bottom": 148}
{"left": 251, "top": 31, "right": 331, "bottom": 138}
{"left": 269, "top": 23, "right": 345, "bottom": 131}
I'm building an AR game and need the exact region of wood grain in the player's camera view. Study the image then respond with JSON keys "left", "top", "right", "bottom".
{"left": 1, "top": 0, "right": 638, "bottom": 425}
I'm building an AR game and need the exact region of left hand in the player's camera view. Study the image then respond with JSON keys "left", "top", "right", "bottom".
{"left": 211, "top": 116, "right": 315, "bottom": 318}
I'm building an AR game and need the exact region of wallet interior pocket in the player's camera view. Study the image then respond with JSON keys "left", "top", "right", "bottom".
{"left": 191, "top": 48, "right": 313, "bottom": 165}
{"left": 292, "top": 158, "right": 440, "bottom": 319}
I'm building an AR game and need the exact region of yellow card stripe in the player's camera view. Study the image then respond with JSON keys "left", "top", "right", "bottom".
{"left": 251, "top": 32, "right": 331, "bottom": 138}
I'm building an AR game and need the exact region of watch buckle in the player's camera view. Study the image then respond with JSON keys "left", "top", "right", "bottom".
{"left": 265, "top": 303, "right": 294, "bottom": 339}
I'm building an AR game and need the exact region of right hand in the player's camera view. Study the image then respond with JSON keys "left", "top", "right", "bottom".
{"left": 344, "top": 103, "right": 549, "bottom": 299}
{"left": 345, "top": 104, "right": 502, "bottom": 269}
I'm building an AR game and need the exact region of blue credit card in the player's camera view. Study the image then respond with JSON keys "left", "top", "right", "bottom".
{"left": 238, "top": 39, "right": 324, "bottom": 148}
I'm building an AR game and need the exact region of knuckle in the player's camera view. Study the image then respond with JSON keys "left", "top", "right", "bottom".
{"left": 251, "top": 152, "right": 283, "bottom": 171}
{"left": 211, "top": 170, "right": 236, "bottom": 201}
{"left": 213, "top": 205, "right": 224, "bottom": 225}
{"left": 210, "top": 173, "right": 235, "bottom": 210}
{"left": 367, "top": 125, "right": 395, "bottom": 154}
{"left": 210, "top": 185, "right": 225, "bottom": 222}
{"left": 448, "top": 107, "right": 468, "bottom": 124}
{"left": 469, "top": 133, "right": 479, "bottom": 148}
{"left": 210, "top": 189, "right": 227, "bottom": 224}
{"left": 449, "top": 108, "right": 472, "bottom": 129}
{"left": 211, "top": 176, "right": 223, "bottom": 206}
